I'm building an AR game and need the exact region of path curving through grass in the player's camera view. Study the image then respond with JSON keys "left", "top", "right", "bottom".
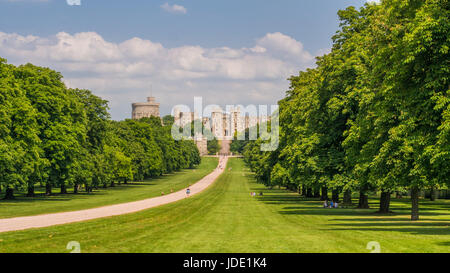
{"left": 0, "top": 157, "right": 225, "bottom": 232}
{"left": 0, "top": 157, "right": 218, "bottom": 219}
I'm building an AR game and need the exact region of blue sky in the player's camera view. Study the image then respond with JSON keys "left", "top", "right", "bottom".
{"left": 0, "top": 0, "right": 373, "bottom": 120}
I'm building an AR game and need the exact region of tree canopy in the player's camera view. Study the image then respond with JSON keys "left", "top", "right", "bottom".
{"left": 243, "top": 0, "right": 449, "bottom": 220}
{"left": 0, "top": 59, "right": 201, "bottom": 199}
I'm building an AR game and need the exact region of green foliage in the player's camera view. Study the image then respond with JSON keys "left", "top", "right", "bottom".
{"left": 242, "top": 0, "right": 450, "bottom": 220}
{"left": 0, "top": 59, "right": 202, "bottom": 199}
{"left": 162, "top": 115, "right": 174, "bottom": 127}
{"left": 230, "top": 127, "right": 255, "bottom": 154}
{"left": 207, "top": 138, "right": 220, "bottom": 155}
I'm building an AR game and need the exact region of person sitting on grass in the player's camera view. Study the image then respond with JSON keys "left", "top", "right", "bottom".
{"left": 329, "top": 201, "right": 334, "bottom": 208}
{"left": 323, "top": 200, "right": 328, "bottom": 208}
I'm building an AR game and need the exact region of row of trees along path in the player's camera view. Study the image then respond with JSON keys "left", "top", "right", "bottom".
{"left": 242, "top": 0, "right": 449, "bottom": 221}
{"left": 0, "top": 59, "right": 201, "bottom": 201}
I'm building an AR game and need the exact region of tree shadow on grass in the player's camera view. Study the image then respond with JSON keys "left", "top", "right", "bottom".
{"left": 331, "top": 217, "right": 450, "bottom": 222}
{"left": 256, "top": 191, "right": 449, "bottom": 215}
{"left": 0, "top": 197, "right": 75, "bottom": 204}
{"left": 331, "top": 222, "right": 450, "bottom": 227}
{"left": 324, "top": 227, "right": 450, "bottom": 236}
{"left": 280, "top": 207, "right": 446, "bottom": 217}
{"left": 0, "top": 179, "right": 168, "bottom": 204}
{"left": 280, "top": 207, "right": 377, "bottom": 216}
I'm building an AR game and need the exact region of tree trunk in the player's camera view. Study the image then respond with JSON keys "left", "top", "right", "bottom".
{"left": 110, "top": 181, "right": 115, "bottom": 187}
{"left": 124, "top": 178, "right": 128, "bottom": 185}
{"left": 358, "top": 191, "right": 369, "bottom": 209}
{"left": 45, "top": 183, "right": 52, "bottom": 196}
{"left": 430, "top": 187, "right": 436, "bottom": 201}
{"left": 74, "top": 184, "right": 78, "bottom": 194}
{"left": 313, "top": 188, "right": 320, "bottom": 198}
{"left": 60, "top": 184, "right": 68, "bottom": 194}
{"left": 411, "top": 187, "right": 420, "bottom": 221}
{"left": 378, "top": 191, "right": 391, "bottom": 213}
{"left": 343, "top": 190, "right": 352, "bottom": 205}
{"left": 332, "top": 190, "right": 340, "bottom": 203}
{"left": 321, "top": 187, "right": 328, "bottom": 201}
{"left": 26, "top": 183, "right": 35, "bottom": 197}
{"left": 300, "top": 185, "right": 306, "bottom": 197}
{"left": 306, "top": 187, "right": 313, "bottom": 198}
{"left": 3, "top": 188, "right": 14, "bottom": 200}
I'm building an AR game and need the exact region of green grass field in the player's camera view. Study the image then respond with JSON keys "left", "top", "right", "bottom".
{"left": 0, "top": 157, "right": 218, "bottom": 219}
{"left": 0, "top": 158, "right": 448, "bottom": 253}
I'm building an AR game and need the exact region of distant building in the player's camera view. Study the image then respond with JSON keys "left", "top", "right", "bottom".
{"left": 132, "top": 96, "right": 160, "bottom": 120}
{"left": 173, "top": 108, "right": 199, "bottom": 128}
{"left": 137, "top": 101, "right": 270, "bottom": 156}
{"left": 194, "top": 134, "right": 208, "bottom": 156}
{"left": 176, "top": 106, "right": 269, "bottom": 141}
{"left": 202, "top": 117, "right": 211, "bottom": 131}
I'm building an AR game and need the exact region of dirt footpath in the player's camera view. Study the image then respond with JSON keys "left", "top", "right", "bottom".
{"left": 0, "top": 156, "right": 228, "bottom": 233}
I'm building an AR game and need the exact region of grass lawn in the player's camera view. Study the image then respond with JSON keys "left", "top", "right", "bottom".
{"left": 0, "top": 158, "right": 449, "bottom": 253}
{"left": 0, "top": 157, "right": 218, "bottom": 219}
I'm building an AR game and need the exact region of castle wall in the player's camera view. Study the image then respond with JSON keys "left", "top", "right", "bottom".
{"left": 132, "top": 97, "right": 160, "bottom": 119}
{"left": 195, "top": 137, "right": 208, "bottom": 156}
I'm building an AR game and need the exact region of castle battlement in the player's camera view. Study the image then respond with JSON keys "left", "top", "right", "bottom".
{"left": 132, "top": 96, "right": 160, "bottom": 120}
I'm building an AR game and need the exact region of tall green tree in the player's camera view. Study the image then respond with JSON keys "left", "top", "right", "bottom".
{"left": 0, "top": 59, "right": 40, "bottom": 199}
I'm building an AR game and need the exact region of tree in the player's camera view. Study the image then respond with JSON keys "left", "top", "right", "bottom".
{"left": 15, "top": 64, "right": 87, "bottom": 195}
{"left": 0, "top": 59, "right": 40, "bottom": 199}
{"left": 207, "top": 138, "right": 221, "bottom": 155}
{"left": 242, "top": 0, "right": 449, "bottom": 221}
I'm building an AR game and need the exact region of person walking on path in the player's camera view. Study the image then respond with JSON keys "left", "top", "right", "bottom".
{"left": 186, "top": 187, "right": 191, "bottom": 198}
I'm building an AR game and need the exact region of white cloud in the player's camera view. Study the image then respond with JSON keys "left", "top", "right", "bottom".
{"left": 1, "top": 0, "right": 50, "bottom": 2}
{"left": 0, "top": 31, "right": 315, "bottom": 120}
{"left": 161, "top": 3, "right": 187, "bottom": 14}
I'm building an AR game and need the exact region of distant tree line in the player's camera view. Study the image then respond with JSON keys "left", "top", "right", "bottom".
{"left": 243, "top": 0, "right": 449, "bottom": 220}
{"left": 0, "top": 59, "right": 200, "bottom": 199}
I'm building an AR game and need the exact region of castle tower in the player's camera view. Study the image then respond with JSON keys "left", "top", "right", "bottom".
{"left": 211, "top": 111, "right": 224, "bottom": 138}
{"left": 230, "top": 107, "right": 245, "bottom": 137}
{"left": 132, "top": 96, "right": 160, "bottom": 120}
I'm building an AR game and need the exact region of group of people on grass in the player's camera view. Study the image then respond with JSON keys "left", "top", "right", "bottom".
{"left": 323, "top": 200, "right": 338, "bottom": 208}
{"left": 250, "top": 192, "right": 263, "bottom": 197}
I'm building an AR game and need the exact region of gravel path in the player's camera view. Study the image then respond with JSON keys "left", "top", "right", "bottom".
{"left": 0, "top": 156, "right": 228, "bottom": 233}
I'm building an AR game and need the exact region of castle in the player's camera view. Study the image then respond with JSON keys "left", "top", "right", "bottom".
{"left": 132, "top": 96, "right": 269, "bottom": 155}
{"left": 131, "top": 96, "right": 160, "bottom": 120}
{"left": 174, "top": 107, "right": 268, "bottom": 140}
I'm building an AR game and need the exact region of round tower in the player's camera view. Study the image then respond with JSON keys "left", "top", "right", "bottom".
{"left": 132, "top": 96, "right": 160, "bottom": 120}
